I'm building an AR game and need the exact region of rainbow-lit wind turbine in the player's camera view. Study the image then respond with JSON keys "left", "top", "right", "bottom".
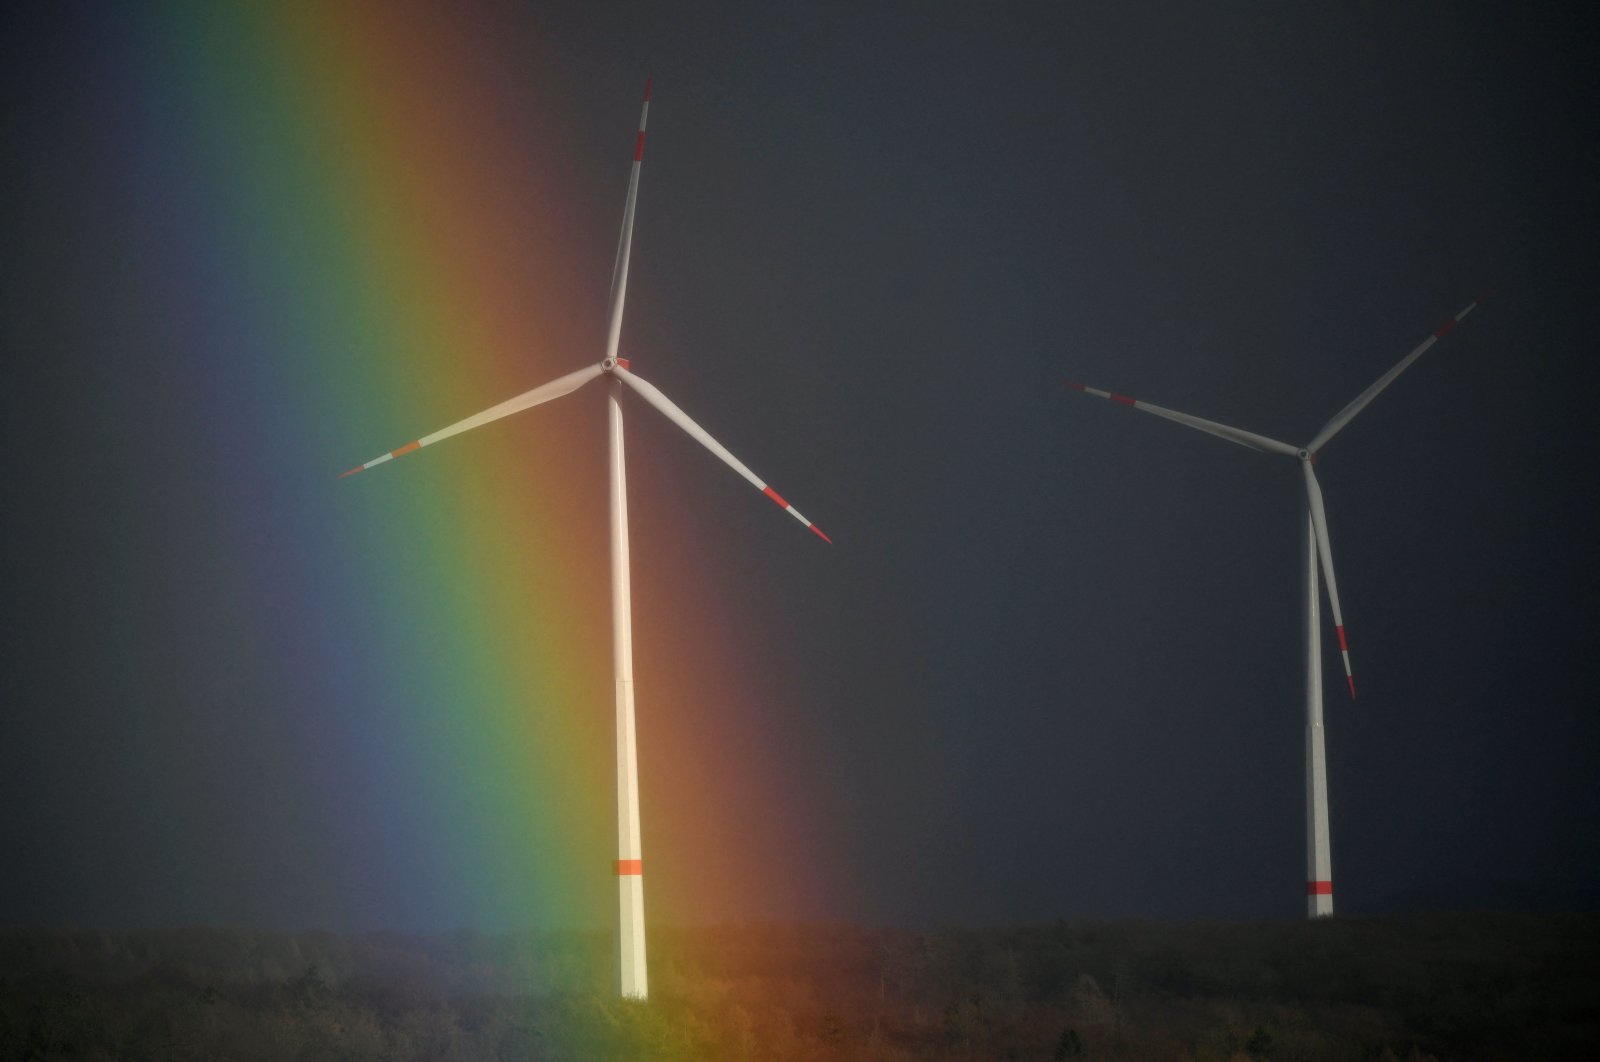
{"left": 340, "top": 80, "right": 830, "bottom": 998}
{"left": 1067, "top": 295, "right": 1484, "bottom": 917}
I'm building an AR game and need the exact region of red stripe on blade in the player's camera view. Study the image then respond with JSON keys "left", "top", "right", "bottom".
{"left": 1307, "top": 880, "right": 1333, "bottom": 896}
{"left": 634, "top": 131, "right": 646, "bottom": 161}
{"left": 1335, "top": 625, "right": 1348, "bottom": 651}
{"left": 1110, "top": 393, "right": 1137, "bottom": 406}
{"left": 1434, "top": 318, "right": 1458, "bottom": 338}
{"left": 615, "top": 859, "right": 642, "bottom": 876}
{"left": 1347, "top": 676, "right": 1357, "bottom": 699}
{"left": 391, "top": 440, "right": 421, "bottom": 459}
{"left": 1065, "top": 381, "right": 1086, "bottom": 390}
{"left": 643, "top": 76, "right": 652, "bottom": 102}
{"left": 763, "top": 485, "right": 789, "bottom": 509}
{"left": 339, "top": 466, "right": 365, "bottom": 478}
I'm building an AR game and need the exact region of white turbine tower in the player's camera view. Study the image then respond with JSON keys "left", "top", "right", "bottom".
{"left": 1067, "top": 295, "right": 1484, "bottom": 917}
{"left": 340, "top": 81, "right": 830, "bottom": 998}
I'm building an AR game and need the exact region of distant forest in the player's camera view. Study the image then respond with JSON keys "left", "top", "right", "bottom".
{"left": 2, "top": 913, "right": 1595, "bottom": 1060}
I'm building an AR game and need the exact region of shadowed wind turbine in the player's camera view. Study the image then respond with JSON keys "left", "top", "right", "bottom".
{"left": 1068, "top": 295, "right": 1484, "bottom": 917}
{"left": 340, "top": 81, "right": 830, "bottom": 998}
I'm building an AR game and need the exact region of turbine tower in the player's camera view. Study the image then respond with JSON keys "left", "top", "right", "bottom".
{"left": 341, "top": 81, "right": 830, "bottom": 997}
{"left": 1068, "top": 295, "right": 1484, "bottom": 916}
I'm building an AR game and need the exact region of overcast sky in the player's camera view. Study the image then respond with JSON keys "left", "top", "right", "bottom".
{"left": 4, "top": 2, "right": 1598, "bottom": 933}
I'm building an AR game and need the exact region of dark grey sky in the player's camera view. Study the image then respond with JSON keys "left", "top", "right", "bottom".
{"left": 4, "top": 2, "right": 1598, "bottom": 932}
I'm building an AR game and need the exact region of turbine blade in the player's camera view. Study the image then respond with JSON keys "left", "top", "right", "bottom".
{"left": 1307, "top": 293, "right": 1487, "bottom": 453}
{"left": 1302, "top": 461, "right": 1355, "bottom": 698}
{"left": 1065, "top": 383, "right": 1299, "bottom": 457}
{"left": 339, "top": 363, "right": 603, "bottom": 477}
{"left": 604, "top": 78, "right": 651, "bottom": 364}
{"left": 616, "top": 367, "right": 831, "bottom": 543}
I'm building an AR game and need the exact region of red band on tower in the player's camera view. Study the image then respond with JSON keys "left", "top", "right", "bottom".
{"left": 615, "top": 859, "right": 642, "bottom": 876}
{"left": 1307, "top": 880, "right": 1333, "bottom": 895}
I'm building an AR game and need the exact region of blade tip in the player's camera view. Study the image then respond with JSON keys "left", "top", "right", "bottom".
{"left": 644, "top": 76, "right": 652, "bottom": 101}
{"left": 810, "top": 524, "right": 833, "bottom": 545}
{"left": 339, "top": 466, "right": 364, "bottom": 479}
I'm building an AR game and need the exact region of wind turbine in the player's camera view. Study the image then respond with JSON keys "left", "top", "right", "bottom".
{"left": 340, "top": 81, "right": 830, "bottom": 998}
{"left": 1067, "top": 294, "right": 1484, "bottom": 917}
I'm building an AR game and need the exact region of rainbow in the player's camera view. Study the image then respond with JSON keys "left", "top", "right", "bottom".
{"left": 86, "top": 2, "right": 837, "bottom": 934}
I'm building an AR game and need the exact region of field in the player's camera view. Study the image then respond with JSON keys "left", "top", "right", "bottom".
{"left": 2, "top": 913, "right": 1595, "bottom": 1060}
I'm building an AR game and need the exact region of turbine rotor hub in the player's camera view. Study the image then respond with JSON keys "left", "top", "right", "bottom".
{"left": 602, "top": 357, "right": 618, "bottom": 373}
{"left": 1298, "top": 448, "right": 1311, "bottom": 462}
